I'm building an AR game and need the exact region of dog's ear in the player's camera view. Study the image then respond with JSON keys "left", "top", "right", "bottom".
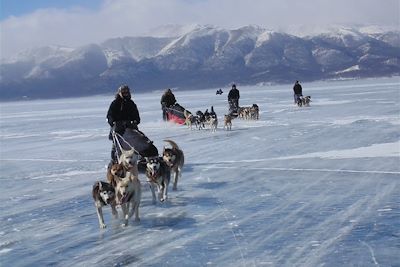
{"left": 98, "top": 181, "right": 102, "bottom": 190}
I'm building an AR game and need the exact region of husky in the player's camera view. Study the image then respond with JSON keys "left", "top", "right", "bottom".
{"left": 163, "top": 140, "right": 184, "bottom": 190}
{"left": 205, "top": 106, "right": 218, "bottom": 132}
{"left": 107, "top": 162, "right": 125, "bottom": 187}
{"left": 112, "top": 168, "right": 142, "bottom": 227}
{"left": 183, "top": 110, "right": 194, "bottom": 130}
{"left": 109, "top": 155, "right": 141, "bottom": 227}
{"left": 195, "top": 110, "right": 205, "bottom": 130}
{"left": 250, "top": 104, "right": 259, "bottom": 120}
{"left": 223, "top": 114, "right": 232, "bottom": 130}
{"left": 302, "top": 96, "right": 311, "bottom": 107}
{"left": 119, "top": 148, "right": 139, "bottom": 172}
{"left": 92, "top": 181, "right": 118, "bottom": 229}
{"left": 145, "top": 157, "right": 171, "bottom": 203}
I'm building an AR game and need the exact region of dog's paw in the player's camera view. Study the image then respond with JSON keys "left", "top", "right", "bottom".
{"left": 122, "top": 222, "right": 128, "bottom": 227}
{"left": 99, "top": 223, "right": 107, "bottom": 229}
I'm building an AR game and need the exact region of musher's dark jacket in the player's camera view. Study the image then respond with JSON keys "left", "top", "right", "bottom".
{"left": 293, "top": 84, "right": 303, "bottom": 95}
{"left": 228, "top": 88, "right": 240, "bottom": 100}
{"left": 107, "top": 96, "right": 140, "bottom": 127}
{"left": 160, "top": 92, "right": 176, "bottom": 108}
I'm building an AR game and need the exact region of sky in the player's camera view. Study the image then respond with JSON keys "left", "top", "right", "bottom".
{"left": 0, "top": 0, "right": 399, "bottom": 60}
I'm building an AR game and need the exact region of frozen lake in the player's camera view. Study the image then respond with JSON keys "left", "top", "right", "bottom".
{"left": 1, "top": 77, "right": 399, "bottom": 266}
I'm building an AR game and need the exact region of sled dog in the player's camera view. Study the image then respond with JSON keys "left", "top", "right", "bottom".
{"left": 92, "top": 181, "right": 118, "bottom": 229}
{"left": 145, "top": 157, "right": 171, "bottom": 203}
{"left": 163, "top": 140, "right": 184, "bottom": 190}
{"left": 223, "top": 114, "right": 232, "bottom": 130}
{"left": 184, "top": 110, "right": 194, "bottom": 130}
{"left": 205, "top": 106, "right": 218, "bottom": 132}
{"left": 250, "top": 104, "right": 259, "bottom": 120}
{"left": 119, "top": 148, "right": 139, "bottom": 170}
{"left": 195, "top": 110, "right": 205, "bottom": 130}
{"left": 302, "top": 96, "right": 311, "bottom": 106}
{"left": 296, "top": 95, "right": 303, "bottom": 107}
{"left": 113, "top": 167, "right": 141, "bottom": 227}
{"left": 107, "top": 162, "right": 125, "bottom": 187}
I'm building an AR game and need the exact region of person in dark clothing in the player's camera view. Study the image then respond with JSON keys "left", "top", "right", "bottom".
{"left": 228, "top": 84, "right": 240, "bottom": 113}
{"left": 293, "top": 80, "right": 303, "bottom": 104}
{"left": 107, "top": 84, "right": 140, "bottom": 162}
{"left": 160, "top": 88, "right": 177, "bottom": 121}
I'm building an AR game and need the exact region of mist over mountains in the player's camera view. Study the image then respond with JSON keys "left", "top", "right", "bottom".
{"left": 1, "top": 25, "right": 399, "bottom": 100}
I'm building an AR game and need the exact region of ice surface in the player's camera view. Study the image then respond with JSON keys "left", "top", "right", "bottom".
{"left": 0, "top": 77, "right": 399, "bottom": 266}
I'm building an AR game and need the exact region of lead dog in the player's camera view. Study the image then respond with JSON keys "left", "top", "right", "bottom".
{"left": 163, "top": 140, "right": 184, "bottom": 190}
{"left": 223, "top": 114, "right": 232, "bottom": 130}
{"left": 108, "top": 149, "right": 141, "bottom": 227}
{"left": 145, "top": 157, "right": 171, "bottom": 203}
{"left": 111, "top": 165, "right": 142, "bottom": 227}
{"left": 119, "top": 148, "right": 139, "bottom": 175}
{"left": 92, "top": 181, "right": 118, "bottom": 229}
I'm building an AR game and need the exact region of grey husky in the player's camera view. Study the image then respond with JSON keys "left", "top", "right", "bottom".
{"left": 162, "top": 140, "right": 184, "bottom": 190}
{"left": 145, "top": 157, "right": 171, "bottom": 203}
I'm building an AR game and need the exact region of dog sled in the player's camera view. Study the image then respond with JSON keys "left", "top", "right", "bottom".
{"left": 164, "top": 103, "right": 193, "bottom": 125}
{"left": 228, "top": 100, "right": 239, "bottom": 118}
{"left": 112, "top": 127, "right": 159, "bottom": 173}
{"left": 111, "top": 123, "right": 158, "bottom": 158}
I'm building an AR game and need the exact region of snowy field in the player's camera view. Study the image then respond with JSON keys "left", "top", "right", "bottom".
{"left": 1, "top": 77, "right": 399, "bottom": 267}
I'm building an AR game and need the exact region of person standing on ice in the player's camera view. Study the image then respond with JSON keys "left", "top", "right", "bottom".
{"left": 293, "top": 80, "right": 303, "bottom": 104}
{"left": 160, "top": 88, "right": 177, "bottom": 121}
{"left": 228, "top": 84, "right": 240, "bottom": 115}
{"left": 106, "top": 84, "right": 140, "bottom": 163}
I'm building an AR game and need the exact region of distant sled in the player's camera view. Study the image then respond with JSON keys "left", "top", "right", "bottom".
{"left": 165, "top": 103, "right": 192, "bottom": 125}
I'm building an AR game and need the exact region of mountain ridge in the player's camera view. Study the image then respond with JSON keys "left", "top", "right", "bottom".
{"left": 1, "top": 25, "right": 399, "bottom": 100}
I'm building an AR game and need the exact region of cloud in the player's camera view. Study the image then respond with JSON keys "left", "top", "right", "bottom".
{"left": 1, "top": 0, "right": 399, "bottom": 60}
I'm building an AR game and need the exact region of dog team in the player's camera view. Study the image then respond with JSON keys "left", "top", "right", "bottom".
{"left": 93, "top": 81, "right": 310, "bottom": 228}
{"left": 183, "top": 103, "right": 261, "bottom": 132}
{"left": 93, "top": 139, "right": 184, "bottom": 228}
{"left": 184, "top": 106, "right": 219, "bottom": 131}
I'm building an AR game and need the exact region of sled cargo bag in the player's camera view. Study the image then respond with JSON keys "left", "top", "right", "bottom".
{"left": 166, "top": 103, "right": 188, "bottom": 125}
{"left": 117, "top": 128, "right": 159, "bottom": 158}
{"left": 228, "top": 100, "right": 239, "bottom": 118}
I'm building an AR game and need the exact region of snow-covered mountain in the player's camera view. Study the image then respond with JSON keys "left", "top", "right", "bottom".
{"left": 1, "top": 25, "right": 399, "bottom": 100}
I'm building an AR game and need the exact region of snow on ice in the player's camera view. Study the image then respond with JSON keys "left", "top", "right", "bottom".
{"left": 0, "top": 77, "right": 399, "bottom": 266}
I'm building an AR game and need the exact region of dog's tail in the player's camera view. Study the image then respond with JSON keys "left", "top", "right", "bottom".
{"left": 164, "top": 139, "right": 180, "bottom": 150}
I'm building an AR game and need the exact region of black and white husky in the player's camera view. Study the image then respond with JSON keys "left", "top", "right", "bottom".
{"left": 145, "top": 157, "right": 171, "bottom": 203}
{"left": 302, "top": 96, "right": 311, "bottom": 106}
{"left": 92, "top": 181, "right": 118, "bottom": 229}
